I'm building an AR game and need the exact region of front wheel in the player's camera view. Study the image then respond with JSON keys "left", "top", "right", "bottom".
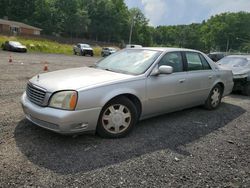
{"left": 81, "top": 50, "right": 85, "bottom": 56}
{"left": 97, "top": 97, "right": 138, "bottom": 138}
{"left": 204, "top": 84, "right": 223, "bottom": 110}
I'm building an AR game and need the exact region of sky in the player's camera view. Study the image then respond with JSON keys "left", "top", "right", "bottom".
{"left": 125, "top": 0, "right": 250, "bottom": 26}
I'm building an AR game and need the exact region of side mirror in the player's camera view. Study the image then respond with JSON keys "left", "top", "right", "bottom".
{"left": 151, "top": 65, "right": 173, "bottom": 76}
{"left": 159, "top": 65, "right": 173, "bottom": 74}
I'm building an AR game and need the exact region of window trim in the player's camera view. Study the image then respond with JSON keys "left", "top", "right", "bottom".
{"left": 199, "top": 54, "right": 212, "bottom": 70}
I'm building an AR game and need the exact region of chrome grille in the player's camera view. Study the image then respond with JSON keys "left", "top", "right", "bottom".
{"left": 26, "top": 83, "right": 46, "bottom": 106}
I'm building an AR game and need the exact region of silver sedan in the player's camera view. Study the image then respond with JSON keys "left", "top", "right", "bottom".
{"left": 21, "top": 48, "right": 234, "bottom": 138}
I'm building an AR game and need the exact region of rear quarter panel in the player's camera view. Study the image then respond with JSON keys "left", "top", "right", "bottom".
{"left": 215, "top": 69, "right": 234, "bottom": 96}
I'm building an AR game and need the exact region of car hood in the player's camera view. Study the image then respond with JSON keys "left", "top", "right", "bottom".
{"left": 29, "top": 67, "right": 135, "bottom": 92}
{"left": 218, "top": 64, "right": 250, "bottom": 75}
{"left": 14, "top": 44, "right": 26, "bottom": 48}
{"left": 81, "top": 47, "right": 93, "bottom": 50}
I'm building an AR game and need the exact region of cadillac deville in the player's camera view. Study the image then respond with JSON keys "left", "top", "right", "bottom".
{"left": 21, "top": 48, "right": 234, "bottom": 138}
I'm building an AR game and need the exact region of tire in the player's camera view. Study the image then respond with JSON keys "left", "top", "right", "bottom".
{"left": 81, "top": 50, "right": 85, "bottom": 56}
{"left": 204, "top": 84, "right": 223, "bottom": 110}
{"left": 242, "top": 82, "right": 250, "bottom": 96}
{"left": 96, "top": 97, "right": 138, "bottom": 138}
{"left": 73, "top": 50, "right": 77, "bottom": 55}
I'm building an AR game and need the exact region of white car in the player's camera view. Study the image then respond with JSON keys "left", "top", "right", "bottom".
{"left": 126, "top": 44, "right": 142, "bottom": 48}
{"left": 101, "top": 47, "right": 117, "bottom": 57}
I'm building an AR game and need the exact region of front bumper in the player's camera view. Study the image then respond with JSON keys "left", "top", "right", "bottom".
{"left": 21, "top": 92, "right": 101, "bottom": 134}
{"left": 233, "top": 77, "right": 248, "bottom": 91}
{"left": 14, "top": 47, "right": 27, "bottom": 52}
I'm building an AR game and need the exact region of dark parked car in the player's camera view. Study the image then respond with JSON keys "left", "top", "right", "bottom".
{"left": 218, "top": 55, "right": 250, "bottom": 95}
{"left": 73, "top": 43, "right": 94, "bottom": 56}
{"left": 208, "top": 52, "right": 225, "bottom": 62}
{"left": 101, "top": 47, "right": 117, "bottom": 57}
{"left": 2, "top": 41, "right": 27, "bottom": 52}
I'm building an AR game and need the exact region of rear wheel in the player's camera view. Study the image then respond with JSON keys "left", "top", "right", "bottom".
{"left": 204, "top": 84, "right": 223, "bottom": 110}
{"left": 97, "top": 97, "right": 138, "bottom": 138}
{"left": 242, "top": 82, "right": 250, "bottom": 96}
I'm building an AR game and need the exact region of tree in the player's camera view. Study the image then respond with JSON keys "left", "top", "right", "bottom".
{"left": 201, "top": 12, "right": 250, "bottom": 52}
{"left": 128, "top": 8, "right": 152, "bottom": 46}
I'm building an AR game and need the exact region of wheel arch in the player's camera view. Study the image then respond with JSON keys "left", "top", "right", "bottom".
{"left": 101, "top": 93, "right": 142, "bottom": 119}
{"left": 216, "top": 82, "right": 225, "bottom": 94}
{"left": 211, "top": 81, "right": 225, "bottom": 95}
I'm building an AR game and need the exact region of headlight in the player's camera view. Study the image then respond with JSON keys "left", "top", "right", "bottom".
{"left": 49, "top": 91, "right": 78, "bottom": 110}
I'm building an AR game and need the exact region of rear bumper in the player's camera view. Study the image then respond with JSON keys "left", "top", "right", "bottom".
{"left": 21, "top": 92, "right": 101, "bottom": 134}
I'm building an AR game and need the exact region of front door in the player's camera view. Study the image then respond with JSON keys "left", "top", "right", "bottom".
{"left": 144, "top": 52, "right": 189, "bottom": 116}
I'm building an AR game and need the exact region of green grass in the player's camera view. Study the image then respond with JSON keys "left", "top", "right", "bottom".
{"left": 0, "top": 35, "right": 102, "bottom": 56}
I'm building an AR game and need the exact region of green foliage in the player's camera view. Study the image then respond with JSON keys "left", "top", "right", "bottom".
{"left": 200, "top": 12, "right": 250, "bottom": 52}
{"left": 0, "top": 1, "right": 249, "bottom": 53}
{"left": 152, "top": 12, "right": 250, "bottom": 53}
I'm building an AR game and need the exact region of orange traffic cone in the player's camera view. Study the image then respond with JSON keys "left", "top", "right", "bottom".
{"left": 9, "top": 54, "right": 12, "bottom": 63}
{"left": 43, "top": 63, "right": 48, "bottom": 71}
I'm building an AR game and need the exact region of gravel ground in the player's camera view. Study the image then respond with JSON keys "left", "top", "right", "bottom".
{"left": 0, "top": 51, "right": 249, "bottom": 188}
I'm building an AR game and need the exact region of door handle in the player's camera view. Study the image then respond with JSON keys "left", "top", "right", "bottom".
{"left": 179, "top": 79, "right": 185, "bottom": 83}
{"left": 208, "top": 75, "right": 213, "bottom": 79}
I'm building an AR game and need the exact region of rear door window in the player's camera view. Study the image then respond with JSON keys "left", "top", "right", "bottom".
{"left": 186, "top": 52, "right": 203, "bottom": 71}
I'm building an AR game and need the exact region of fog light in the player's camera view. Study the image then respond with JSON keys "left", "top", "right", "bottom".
{"left": 72, "top": 123, "right": 88, "bottom": 130}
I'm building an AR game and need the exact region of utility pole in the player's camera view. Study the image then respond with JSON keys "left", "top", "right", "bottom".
{"left": 226, "top": 37, "right": 229, "bottom": 54}
{"left": 129, "top": 14, "right": 135, "bottom": 45}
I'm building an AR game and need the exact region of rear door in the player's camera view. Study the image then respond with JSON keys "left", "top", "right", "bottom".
{"left": 184, "top": 52, "right": 215, "bottom": 105}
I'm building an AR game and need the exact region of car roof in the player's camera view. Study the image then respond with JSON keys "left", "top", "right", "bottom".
{"left": 209, "top": 52, "right": 225, "bottom": 54}
{"left": 9, "top": 41, "right": 20, "bottom": 43}
{"left": 132, "top": 47, "right": 201, "bottom": 53}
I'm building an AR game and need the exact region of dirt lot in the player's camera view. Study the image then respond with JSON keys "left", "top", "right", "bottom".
{"left": 0, "top": 51, "right": 249, "bottom": 187}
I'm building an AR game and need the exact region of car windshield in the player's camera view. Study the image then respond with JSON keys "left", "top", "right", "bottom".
{"left": 96, "top": 49, "right": 162, "bottom": 75}
{"left": 218, "top": 57, "right": 249, "bottom": 66}
{"left": 81, "top": 44, "right": 90, "bottom": 48}
{"left": 9, "top": 41, "right": 22, "bottom": 46}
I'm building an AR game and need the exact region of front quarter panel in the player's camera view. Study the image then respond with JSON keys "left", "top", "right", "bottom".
{"left": 76, "top": 78, "right": 146, "bottom": 112}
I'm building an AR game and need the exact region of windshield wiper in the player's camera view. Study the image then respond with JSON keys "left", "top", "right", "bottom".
{"left": 104, "top": 68, "right": 115, "bottom": 72}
